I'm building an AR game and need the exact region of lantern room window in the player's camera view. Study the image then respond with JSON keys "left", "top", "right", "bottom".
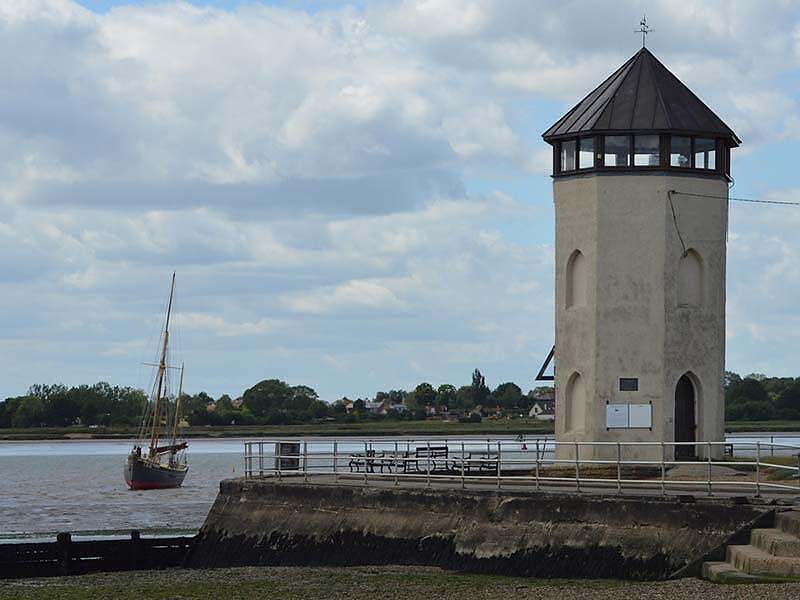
{"left": 578, "top": 136, "right": 594, "bottom": 169}
{"left": 670, "top": 136, "right": 691, "bottom": 167}
{"left": 561, "top": 140, "right": 576, "bottom": 171}
{"left": 552, "top": 134, "right": 727, "bottom": 176}
{"left": 634, "top": 135, "right": 660, "bottom": 166}
{"left": 604, "top": 136, "right": 629, "bottom": 167}
{"left": 695, "top": 138, "right": 716, "bottom": 169}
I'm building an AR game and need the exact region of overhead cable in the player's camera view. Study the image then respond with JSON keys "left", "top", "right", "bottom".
{"left": 669, "top": 190, "right": 800, "bottom": 207}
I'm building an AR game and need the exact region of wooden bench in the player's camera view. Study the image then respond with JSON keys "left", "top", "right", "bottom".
{"left": 348, "top": 450, "right": 406, "bottom": 473}
{"left": 348, "top": 450, "right": 377, "bottom": 473}
{"left": 412, "top": 446, "right": 449, "bottom": 473}
{"left": 450, "top": 452, "right": 499, "bottom": 474}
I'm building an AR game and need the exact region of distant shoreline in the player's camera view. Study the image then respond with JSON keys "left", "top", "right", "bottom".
{"left": 1, "top": 419, "right": 799, "bottom": 441}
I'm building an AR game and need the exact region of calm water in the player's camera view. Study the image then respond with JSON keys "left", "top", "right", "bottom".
{"left": 0, "top": 439, "right": 244, "bottom": 541}
{"left": 2, "top": 433, "right": 798, "bottom": 542}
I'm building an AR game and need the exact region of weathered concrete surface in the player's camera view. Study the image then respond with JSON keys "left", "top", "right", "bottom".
{"left": 554, "top": 173, "right": 728, "bottom": 461}
{"left": 703, "top": 510, "right": 800, "bottom": 582}
{"left": 186, "top": 478, "right": 774, "bottom": 580}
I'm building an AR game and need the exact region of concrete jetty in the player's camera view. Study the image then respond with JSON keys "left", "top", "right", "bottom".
{"left": 187, "top": 477, "right": 777, "bottom": 580}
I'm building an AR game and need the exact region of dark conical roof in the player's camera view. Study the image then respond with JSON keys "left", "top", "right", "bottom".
{"left": 542, "top": 48, "right": 740, "bottom": 146}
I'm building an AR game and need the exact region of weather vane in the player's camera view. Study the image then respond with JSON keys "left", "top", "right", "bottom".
{"left": 635, "top": 15, "right": 653, "bottom": 48}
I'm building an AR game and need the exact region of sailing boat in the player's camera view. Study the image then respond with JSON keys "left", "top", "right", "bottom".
{"left": 124, "top": 273, "right": 189, "bottom": 490}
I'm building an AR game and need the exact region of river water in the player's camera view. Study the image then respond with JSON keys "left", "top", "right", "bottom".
{"left": 0, "top": 439, "right": 244, "bottom": 542}
{"left": 1, "top": 433, "right": 798, "bottom": 542}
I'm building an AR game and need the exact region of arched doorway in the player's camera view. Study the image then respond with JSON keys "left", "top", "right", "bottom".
{"left": 674, "top": 374, "right": 696, "bottom": 459}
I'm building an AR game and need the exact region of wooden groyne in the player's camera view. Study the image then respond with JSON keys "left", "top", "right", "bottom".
{"left": 0, "top": 531, "right": 194, "bottom": 579}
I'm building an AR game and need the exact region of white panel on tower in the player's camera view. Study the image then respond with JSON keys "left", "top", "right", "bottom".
{"left": 605, "top": 404, "right": 629, "bottom": 429}
{"left": 629, "top": 403, "right": 652, "bottom": 429}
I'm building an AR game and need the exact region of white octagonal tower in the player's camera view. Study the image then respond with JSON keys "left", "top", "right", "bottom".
{"left": 542, "top": 48, "right": 740, "bottom": 461}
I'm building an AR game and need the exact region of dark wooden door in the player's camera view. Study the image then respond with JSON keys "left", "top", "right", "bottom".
{"left": 674, "top": 375, "right": 696, "bottom": 459}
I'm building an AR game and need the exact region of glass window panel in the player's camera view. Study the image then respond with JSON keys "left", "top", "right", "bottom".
{"left": 694, "top": 138, "right": 716, "bottom": 169}
{"left": 561, "top": 140, "right": 576, "bottom": 171}
{"left": 604, "top": 136, "right": 629, "bottom": 167}
{"left": 670, "top": 136, "right": 691, "bottom": 168}
{"left": 578, "top": 136, "right": 594, "bottom": 169}
{"left": 634, "top": 135, "right": 660, "bottom": 166}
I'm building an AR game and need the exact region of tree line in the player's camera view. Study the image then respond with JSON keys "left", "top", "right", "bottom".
{"left": 4, "top": 368, "right": 795, "bottom": 429}
{"left": 725, "top": 372, "right": 800, "bottom": 421}
{"left": 0, "top": 369, "right": 552, "bottom": 428}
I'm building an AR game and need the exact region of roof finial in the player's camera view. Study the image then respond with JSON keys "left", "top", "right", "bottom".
{"left": 635, "top": 15, "right": 653, "bottom": 48}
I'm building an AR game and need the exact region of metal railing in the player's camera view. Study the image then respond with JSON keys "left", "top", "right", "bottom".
{"left": 243, "top": 437, "right": 800, "bottom": 497}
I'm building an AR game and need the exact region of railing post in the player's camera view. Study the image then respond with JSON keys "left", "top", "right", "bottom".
{"left": 574, "top": 442, "right": 580, "bottom": 493}
{"left": 797, "top": 452, "right": 800, "bottom": 487}
{"left": 755, "top": 441, "right": 761, "bottom": 497}
{"left": 277, "top": 442, "right": 282, "bottom": 482}
{"left": 426, "top": 440, "right": 431, "bottom": 489}
{"left": 461, "top": 441, "right": 465, "bottom": 490}
{"left": 364, "top": 441, "right": 368, "bottom": 487}
{"left": 258, "top": 441, "right": 263, "bottom": 477}
{"left": 395, "top": 440, "right": 400, "bottom": 486}
{"left": 535, "top": 438, "right": 540, "bottom": 492}
{"left": 706, "top": 441, "right": 712, "bottom": 496}
{"left": 616, "top": 442, "right": 622, "bottom": 494}
{"left": 497, "top": 441, "right": 502, "bottom": 491}
{"left": 333, "top": 441, "right": 338, "bottom": 482}
{"left": 303, "top": 440, "right": 308, "bottom": 483}
{"left": 771, "top": 435, "right": 774, "bottom": 458}
{"left": 660, "top": 441, "right": 666, "bottom": 496}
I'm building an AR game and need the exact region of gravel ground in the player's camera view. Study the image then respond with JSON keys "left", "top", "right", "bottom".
{"left": 3, "top": 566, "right": 800, "bottom": 600}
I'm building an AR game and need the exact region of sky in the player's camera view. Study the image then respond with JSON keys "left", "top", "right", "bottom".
{"left": 1, "top": 0, "right": 800, "bottom": 401}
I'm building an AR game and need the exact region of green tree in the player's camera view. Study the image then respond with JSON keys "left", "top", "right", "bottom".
{"left": 492, "top": 382, "right": 522, "bottom": 410}
{"left": 727, "top": 399, "right": 774, "bottom": 421}
{"left": 436, "top": 384, "right": 456, "bottom": 408}
{"left": 414, "top": 382, "right": 436, "bottom": 407}
{"left": 12, "top": 396, "right": 45, "bottom": 428}
{"left": 471, "top": 369, "right": 490, "bottom": 405}
{"left": 453, "top": 385, "right": 477, "bottom": 411}
{"left": 0, "top": 396, "right": 25, "bottom": 428}
{"left": 775, "top": 379, "right": 800, "bottom": 420}
{"left": 242, "top": 379, "right": 293, "bottom": 419}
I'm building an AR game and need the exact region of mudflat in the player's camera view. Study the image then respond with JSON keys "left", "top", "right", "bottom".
{"left": 2, "top": 566, "right": 800, "bottom": 600}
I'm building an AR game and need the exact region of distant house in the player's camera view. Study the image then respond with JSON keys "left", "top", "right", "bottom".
{"left": 529, "top": 400, "right": 555, "bottom": 421}
{"left": 531, "top": 388, "right": 555, "bottom": 402}
{"left": 364, "top": 401, "right": 383, "bottom": 414}
{"left": 424, "top": 405, "right": 448, "bottom": 418}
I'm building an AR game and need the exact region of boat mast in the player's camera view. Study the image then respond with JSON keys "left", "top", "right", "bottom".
{"left": 169, "top": 362, "right": 185, "bottom": 450}
{"left": 149, "top": 272, "right": 175, "bottom": 459}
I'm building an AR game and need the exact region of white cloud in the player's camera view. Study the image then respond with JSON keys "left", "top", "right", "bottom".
{"left": 0, "top": 0, "right": 798, "bottom": 399}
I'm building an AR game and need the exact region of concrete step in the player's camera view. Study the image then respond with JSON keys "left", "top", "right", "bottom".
{"left": 702, "top": 560, "right": 774, "bottom": 584}
{"left": 751, "top": 528, "right": 800, "bottom": 557}
{"left": 727, "top": 544, "right": 800, "bottom": 577}
{"left": 776, "top": 510, "right": 800, "bottom": 536}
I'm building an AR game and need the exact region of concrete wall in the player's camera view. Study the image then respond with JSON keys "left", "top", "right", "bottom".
{"left": 187, "top": 479, "right": 770, "bottom": 580}
{"left": 554, "top": 173, "right": 727, "bottom": 460}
